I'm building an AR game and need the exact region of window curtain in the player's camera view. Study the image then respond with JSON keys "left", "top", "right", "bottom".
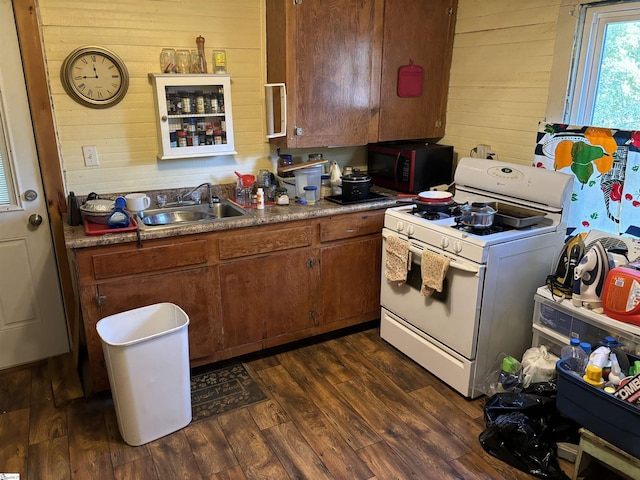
{"left": 533, "top": 122, "right": 640, "bottom": 237}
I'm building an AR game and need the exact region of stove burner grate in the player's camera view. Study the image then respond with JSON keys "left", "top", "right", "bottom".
{"left": 410, "top": 202, "right": 462, "bottom": 220}
{"left": 452, "top": 219, "right": 514, "bottom": 236}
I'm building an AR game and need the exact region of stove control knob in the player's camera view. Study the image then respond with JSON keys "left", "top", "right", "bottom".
{"left": 407, "top": 225, "right": 415, "bottom": 236}
{"left": 454, "top": 241, "right": 463, "bottom": 253}
{"left": 440, "top": 237, "right": 449, "bottom": 249}
{"left": 396, "top": 221, "right": 404, "bottom": 232}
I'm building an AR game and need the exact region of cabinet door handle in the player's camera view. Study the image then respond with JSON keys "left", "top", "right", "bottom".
{"left": 265, "top": 83, "right": 286, "bottom": 139}
{"left": 96, "top": 295, "right": 106, "bottom": 306}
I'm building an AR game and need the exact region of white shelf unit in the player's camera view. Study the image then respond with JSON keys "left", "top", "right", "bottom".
{"left": 149, "top": 74, "right": 236, "bottom": 160}
{"left": 532, "top": 286, "right": 640, "bottom": 357}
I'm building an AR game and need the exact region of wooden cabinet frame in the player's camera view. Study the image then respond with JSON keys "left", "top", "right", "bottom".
{"left": 72, "top": 209, "right": 385, "bottom": 393}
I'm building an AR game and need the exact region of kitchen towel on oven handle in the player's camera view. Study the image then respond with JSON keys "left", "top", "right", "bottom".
{"left": 421, "top": 250, "right": 450, "bottom": 297}
{"left": 384, "top": 235, "right": 411, "bottom": 284}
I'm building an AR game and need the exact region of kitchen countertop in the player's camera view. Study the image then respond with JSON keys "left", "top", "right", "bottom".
{"left": 64, "top": 189, "right": 401, "bottom": 249}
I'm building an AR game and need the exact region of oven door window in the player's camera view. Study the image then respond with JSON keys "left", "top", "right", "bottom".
{"left": 381, "top": 240, "right": 486, "bottom": 359}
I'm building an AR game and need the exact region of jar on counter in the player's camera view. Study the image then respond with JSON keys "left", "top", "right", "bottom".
{"left": 304, "top": 185, "right": 318, "bottom": 204}
{"left": 275, "top": 187, "right": 290, "bottom": 205}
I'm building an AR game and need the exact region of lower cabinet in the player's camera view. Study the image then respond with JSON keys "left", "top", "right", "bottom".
{"left": 320, "top": 236, "right": 382, "bottom": 326}
{"left": 319, "top": 210, "right": 384, "bottom": 327}
{"left": 73, "top": 209, "right": 385, "bottom": 393}
{"left": 96, "top": 268, "right": 217, "bottom": 360}
{"left": 73, "top": 236, "right": 218, "bottom": 393}
{"left": 218, "top": 247, "right": 319, "bottom": 356}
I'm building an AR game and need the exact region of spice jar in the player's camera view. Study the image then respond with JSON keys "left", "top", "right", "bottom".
{"left": 177, "top": 130, "right": 187, "bottom": 147}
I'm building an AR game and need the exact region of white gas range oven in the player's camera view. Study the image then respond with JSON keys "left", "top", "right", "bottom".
{"left": 380, "top": 157, "right": 574, "bottom": 398}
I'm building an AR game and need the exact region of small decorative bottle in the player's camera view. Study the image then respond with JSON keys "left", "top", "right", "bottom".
{"left": 107, "top": 197, "right": 130, "bottom": 229}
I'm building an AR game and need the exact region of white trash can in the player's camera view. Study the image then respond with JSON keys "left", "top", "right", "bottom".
{"left": 96, "top": 302, "right": 192, "bottom": 446}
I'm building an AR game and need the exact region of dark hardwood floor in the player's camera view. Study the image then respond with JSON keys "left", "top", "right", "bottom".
{"left": 0, "top": 326, "right": 626, "bottom": 479}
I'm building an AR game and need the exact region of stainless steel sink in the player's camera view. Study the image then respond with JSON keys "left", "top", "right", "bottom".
{"left": 135, "top": 200, "right": 251, "bottom": 229}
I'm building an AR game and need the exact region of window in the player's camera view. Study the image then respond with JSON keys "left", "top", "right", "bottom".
{"left": 0, "top": 106, "right": 15, "bottom": 207}
{"left": 567, "top": 1, "right": 640, "bottom": 129}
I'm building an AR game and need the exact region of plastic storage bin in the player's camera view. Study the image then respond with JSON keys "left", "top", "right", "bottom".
{"left": 532, "top": 287, "right": 640, "bottom": 356}
{"left": 96, "top": 303, "right": 192, "bottom": 446}
{"left": 293, "top": 165, "right": 322, "bottom": 198}
{"left": 556, "top": 358, "right": 640, "bottom": 458}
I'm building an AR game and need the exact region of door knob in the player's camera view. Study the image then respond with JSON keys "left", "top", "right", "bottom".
{"left": 29, "top": 213, "right": 43, "bottom": 226}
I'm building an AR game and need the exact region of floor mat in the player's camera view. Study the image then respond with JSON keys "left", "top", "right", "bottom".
{"left": 190, "top": 363, "right": 267, "bottom": 422}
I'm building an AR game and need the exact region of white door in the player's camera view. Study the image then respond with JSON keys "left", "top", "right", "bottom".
{"left": 0, "top": 0, "right": 69, "bottom": 369}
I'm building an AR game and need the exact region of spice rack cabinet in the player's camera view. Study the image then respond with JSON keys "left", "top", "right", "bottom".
{"left": 149, "top": 73, "right": 236, "bottom": 160}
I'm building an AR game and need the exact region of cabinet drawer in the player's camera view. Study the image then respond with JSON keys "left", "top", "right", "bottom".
{"left": 92, "top": 240, "right": 208, "bottom": 280}
{"left": 219, "top": 225, "right": 313, "bottom": 260}
{"left": 320, "top": 210, "right": 384, "bottom": 243}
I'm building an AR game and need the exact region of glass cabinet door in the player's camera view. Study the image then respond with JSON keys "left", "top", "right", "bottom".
{"left": 149, "top": 74, "right": 236, "bottom": 160}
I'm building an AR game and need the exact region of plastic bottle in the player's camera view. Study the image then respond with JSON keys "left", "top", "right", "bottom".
{"left": 560, "top": 338, "right": 588, "bottom": 374}
{"left": 256, "top": 187, "right": 265, "bottom": 210}
{"left": 497, "top": 356, "right": 521, "bottom": 392}
{"left": 107, "top": 197, "right": 130, "bottom": 229}
{"left": 580, "top": 342, "right": 592, "bottom": 356}
{"left": 598, "top": 336, "right": 628, "bottom": 380}
{"left": 329, "top": 161, "right": 342, "bottom": 196}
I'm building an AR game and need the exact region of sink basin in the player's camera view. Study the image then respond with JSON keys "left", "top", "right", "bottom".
{"left": 141, "top": 210, "right": 215, "bottom": 226}
{"left": 135, "top": 200, "right": 251, "bottom": 229}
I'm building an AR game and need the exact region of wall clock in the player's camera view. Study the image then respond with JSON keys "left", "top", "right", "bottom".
{"left": 60, "top": 46, "right": 129, "bottom": 108}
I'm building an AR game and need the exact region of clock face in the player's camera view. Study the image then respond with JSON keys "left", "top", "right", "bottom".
{"left": 61, "top": 47, "right": 129, "bottom": 108}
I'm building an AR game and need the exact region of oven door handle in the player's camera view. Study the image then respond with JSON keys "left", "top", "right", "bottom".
{"left": 383, "top": 231, "right": 481, "bottom": 274}
{"left": 406, "top": 244, "right": 481, "bottom": 274}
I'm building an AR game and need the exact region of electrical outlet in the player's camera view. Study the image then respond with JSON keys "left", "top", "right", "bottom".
{"left": 82, "top": 145, "right": 99, "bottom": 166}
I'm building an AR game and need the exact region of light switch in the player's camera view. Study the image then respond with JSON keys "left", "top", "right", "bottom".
{"left": 82, "top": 145, "right": 99, "bottom": 166}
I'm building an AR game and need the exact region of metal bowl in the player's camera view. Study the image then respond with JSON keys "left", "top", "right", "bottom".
{"left": 80, "top": 198, "right": 114, "bottom": 224}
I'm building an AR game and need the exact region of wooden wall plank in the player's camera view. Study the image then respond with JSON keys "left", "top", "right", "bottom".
{"left": 39, "top": 0, "right": 272, "bottom": 195}
{"left": 441, "top": 0, "right": 563, "bottom": 166}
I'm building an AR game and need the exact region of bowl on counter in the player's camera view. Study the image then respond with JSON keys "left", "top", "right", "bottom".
{"left": 80, "top": 198, "right": 115, "bottom": 224}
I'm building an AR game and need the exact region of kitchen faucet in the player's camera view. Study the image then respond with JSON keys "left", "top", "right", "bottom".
{"left": 179, "top": 182, "right": 219, "bottom": 207}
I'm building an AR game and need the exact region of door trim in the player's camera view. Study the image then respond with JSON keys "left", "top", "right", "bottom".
{"left": 12, "top": 0, "right": 78, "bottom": 361}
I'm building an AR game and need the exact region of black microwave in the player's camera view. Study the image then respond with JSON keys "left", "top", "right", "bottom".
{"left": 367, "top": 143, "right": 453, "bottom": 193}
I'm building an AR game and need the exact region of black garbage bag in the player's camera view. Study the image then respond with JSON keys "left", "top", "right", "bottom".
{"left": 479, "top": 383, "right": 578, "bottom": 480}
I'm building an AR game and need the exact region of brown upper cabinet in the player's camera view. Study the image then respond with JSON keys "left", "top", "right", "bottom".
{"left": 266, "top": 0, "right": 457, "bottom": 148}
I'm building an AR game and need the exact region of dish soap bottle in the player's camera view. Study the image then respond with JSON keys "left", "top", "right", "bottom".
{"left": 107, "top": 197, "right": 130, "bottom": 229}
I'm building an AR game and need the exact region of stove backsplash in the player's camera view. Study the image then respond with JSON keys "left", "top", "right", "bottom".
{"left": 533, "top": 122, "right": 640, "bottom": 237}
